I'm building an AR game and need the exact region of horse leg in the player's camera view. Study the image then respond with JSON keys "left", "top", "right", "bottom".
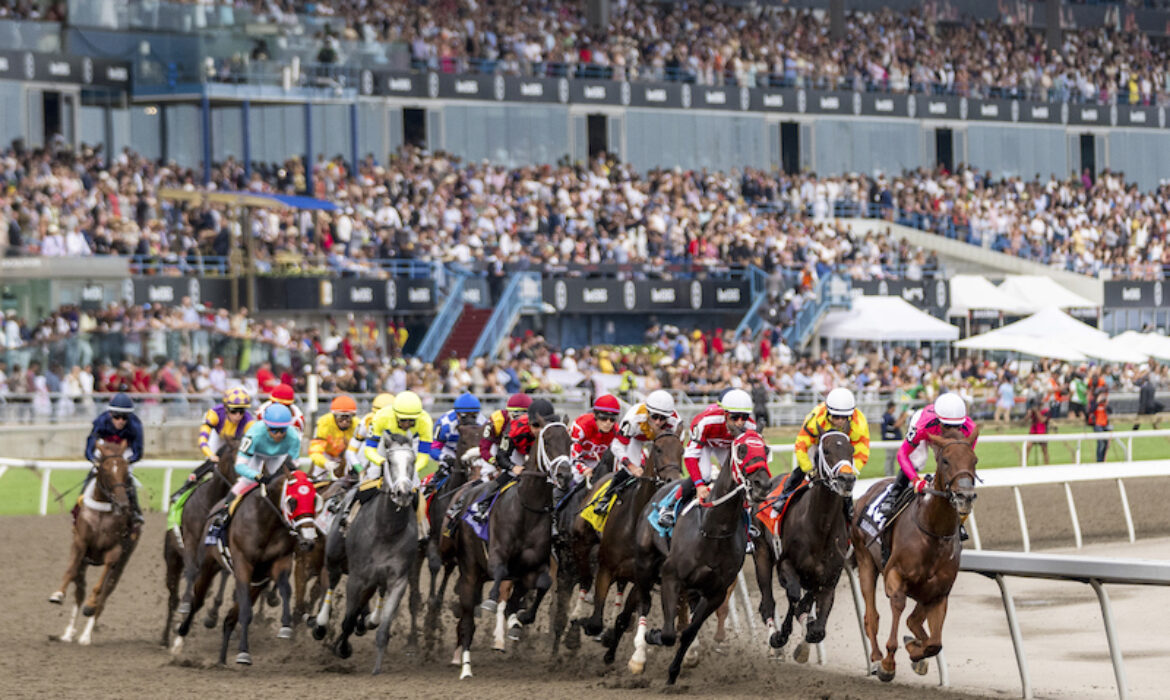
{"left": 218, "top": 602, "right": 239, "bottom": 666}
{"left": 856, "top": 543, "right": 884, "bottom": 672}
{"left": 776, "top": 559, "right": 801, "bottom": 652}
{"left": 648, "top": 573, "right": 680, "bottom": 648}
{"left": 492, "top": 580, "right": 512, "bottom": 651}
{"left": 293, "top": 547, "right": 311, "bottom": 624}
{"left": 904, "top": 599, "right": 929, "bottom": 659}
{"left": 50, "top": 534, "right": 85, "bottom": 604}
{"left": 275, "top": 561, "right": 294, "bottom": 639}
{"left": 550, "top": 564, "right": 572, "bottom": 656}
{"left": 60, "top": 564, "right": 86, "bottom": 643}
{"left": 806, "top": 582, "right": 837, "bottom": 645}
{"left": 175, "top": 553, "right": 218, "bottom": 648}
{"left": 233, "top": 560, "right": 256, "bottom": 665}
{"left": 334, "top": 576, "right": 376, "bottom": 660}
{"left": 878, "top": 569, "right": 908, "bottom": 682}
{"left": 483, "top": 556, "right": 508, "bottom": 613}
{"left": 517, "top": 568, "right": 552, "bottom": 627}
{"left": 163, "top": 537, "right": 182, "bottom": 646}
{"left": 713, "top": 585, "right": 732, "bottom": 646}
{"left": 667, "top": 596, "right": 715, "bottom": 685}
{"left": 580, "top": 564, "right": 613, "bottom": 638}
{"left": 405, "top": 542, "right": 423, "bottom": 653}
{"left": 921, "top": 596, "right": 949, "bottom": 660}
{"left": 455, "top": 571, "right": 477, "bottom": 679}
{"left": 426, "top": 537, "right": 443, "bottom": 606}
{"left": 205, "top": 570, "right": 229, "bottom": 629}
{"left": 753, "top": 542, "right": 782, "bottom": 654}
{"left": 373, "top": 577, "right": 410, "bottom": 675}
{"left": 601, "top": 585, "right": 638, "bottom": 666}
{"left": 78, "top": 543, "right": 125, "bottom": 645}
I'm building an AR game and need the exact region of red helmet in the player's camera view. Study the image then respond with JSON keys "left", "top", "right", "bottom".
{"left": 593, "top": 394, "right": 621, "bottom": 414}
{"left": 506, "top": 393, "right": 533, "bottom": 413}
{"left": 270, "top": 383, "right": 296, "bottom": 405}
{"left": 732, "top": 431, "right": 770, "bottom": 476}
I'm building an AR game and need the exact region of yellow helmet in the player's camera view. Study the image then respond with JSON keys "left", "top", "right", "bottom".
{"left": 393, "top": 391, "right": 423, "bottom": 419}
{"left": 372, "top": 393, "right": 395, "bottom": 411}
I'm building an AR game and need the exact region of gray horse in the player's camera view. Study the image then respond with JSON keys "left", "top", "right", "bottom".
{"left": 326, "top": 438, "right": 418, "bottom": 674}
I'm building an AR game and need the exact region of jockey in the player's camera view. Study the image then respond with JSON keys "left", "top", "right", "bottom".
{"left": 478, "top": 393, "right": 533, "bottom": 482}
{"left": 308, "top": 395, "right": 358, "bottom": 480}
{"left": 205, "top": 403, "right": 301, "bottom": 542}
{"left": 775, "top": 387, "right": 870, "bottom": 521}
{"left": 83, "top": 392, "right": 145, "bottom": 523}
{"left": 170, "top": 387, "right": 253, "bottom": 505}
{"left": 609, "top": 389, "right": 681, "bottom": 479}
{"left": 432, "top": 392, "right": 488, "bottom": 481}
{"left": 469, "top": 398, "right": 555, "bottom": 524}
{"left": 256, "top": 383, "right": 305, "bottom": 435}
{"left": 656, "top": 389, "right": 756, "bottom": 528}
{"left": 570, "top": 394, "right": 622, "bottom": 483}
{"left": 345, "top": 392, "right": 395, "bottom": 474}
{"left": 879, "top": 392, "right": 977, "bottom": 522}
{"left": 363, "top": 391, "right": 436, "bottom": 484}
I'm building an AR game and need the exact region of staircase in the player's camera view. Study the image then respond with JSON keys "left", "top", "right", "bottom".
{"left": 471, "top": 272, "right": 544, "bottom": 359}
{"left": 782, "top": 275, "right": 853, "bottom": 350}
{"left": 437, "top": 306, "right": 493, "bottom": 361}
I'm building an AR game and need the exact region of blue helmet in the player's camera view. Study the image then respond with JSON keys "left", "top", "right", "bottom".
{"left": 108, "top": 393, "right": 135, "bottom": 414}
{"left": 453, "top": 393, "right": 481, "bottom": 414}
{"left": 264, "top": 403, "right": 294, "bottom": 429}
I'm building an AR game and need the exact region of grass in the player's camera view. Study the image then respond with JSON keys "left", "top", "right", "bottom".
{"left": 2, "top": 418, "right": 1167, "bottom": 517}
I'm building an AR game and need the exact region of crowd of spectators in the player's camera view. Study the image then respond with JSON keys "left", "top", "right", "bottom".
{"left": 5, "top": 137, "right": 1170, "bottom": 280}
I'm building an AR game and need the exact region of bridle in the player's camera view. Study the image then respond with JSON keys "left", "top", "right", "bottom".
{"left": 643, "top": 432, "right": 682, "bottom": 484}
{"left": 924, "top": 438, "right": 980, "bottom": 509}
{"left": 517, "top": 421, "right": 570, "bottom": 514}
{"left": 95, "top": 454, "right": 131, "bottom": 513}
{"left": 813, "top": 430, "right": 856, "bottom": 496}
{"left": 380, "top": 443, "right": 417, "bottom": 507}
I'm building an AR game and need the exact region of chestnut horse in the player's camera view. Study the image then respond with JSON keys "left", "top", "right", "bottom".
{"left": 49, "top": 440, "right": 140, "bottom": 645}
{"left": 851, "top": 426, "right": 978, "bottom": 682}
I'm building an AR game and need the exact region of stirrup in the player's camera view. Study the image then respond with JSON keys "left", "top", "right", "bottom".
{"left": 959, "top": 525, "right": 969, "bottom": 542}
{"left": 657, "top": 508, "right": 675, "bottom": 529}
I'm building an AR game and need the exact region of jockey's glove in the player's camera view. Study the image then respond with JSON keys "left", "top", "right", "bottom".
{"left": 914, "top": 476, "right": 929, "bottom": 493}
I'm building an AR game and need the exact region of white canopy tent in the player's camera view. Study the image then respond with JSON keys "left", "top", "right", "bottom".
{"left": 996, "top": 275, "right": 1098, "bottom": 313}
{"left": 947, "top": 274, "right": 1031, "bottom": 317}
{"left": 1114, "top": 331, "right": 1170, "bottom": 362}
{"left": 956, "top": 307, "right": 1146, "bottom": 363}
{"left": 819, "top": 296, "right": 959, "bottom": 342}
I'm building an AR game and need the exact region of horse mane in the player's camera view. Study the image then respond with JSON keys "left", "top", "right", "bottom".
{"left": 386, "top": 432, "right": 413, "bottom": 447}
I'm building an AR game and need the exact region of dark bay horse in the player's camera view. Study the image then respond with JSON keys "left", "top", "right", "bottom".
{"left": 573, "top": 433, "right": 683, "bottom": 642}
{"left": 163, "top": 437, "right": 239, "bottom": 647}
{"left": 753, "top": 430, "right": 855, "bottom": 662}
{"left": 329, "top": 440, "right": 418, "bottom": 674}
{"left": 613, "top": 440, "right": 772, "bottom": 683}
{"left": 423, "top": 424, "right": 483, "bottom": 613}
{"left": 173, "top": 464, "right": 319, "bottom": 665}
{"left": 49, "top": 441, "right": 140, "bottom": 645}
{"left": 851, "top": 426, "right": 979, "bottom": 682}
{"left": 452, "top": 420, "right": 572, "bottom": 679}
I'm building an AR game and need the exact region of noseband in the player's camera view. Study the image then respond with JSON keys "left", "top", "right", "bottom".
{"left": 925, "top": 439, "right": 979, "bottom": 507}
{"left": 813, "top": 431, "right": 855, "bottom": 494}
{"left": 644, "top": 432, "right": 682, "bottom": 483}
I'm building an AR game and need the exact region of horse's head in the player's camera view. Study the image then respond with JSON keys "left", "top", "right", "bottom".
{"left": 814, "top": 429, "right": 856, "bottom": 497}
{"left": 926, "top": 425, "right": 980, "bottom": 516}
{"left": 455, "top": 424, "right": 482, "bottom": 476}
{"left": 645, "top": 433, "right": 684, "bottom": 482}
{"left": 95, "top": 440, "right": 131, "bottom": 510}
{"left": 217, "top": 437, "right": 241, "bottom": 479}
{"left": 531, "top": 420, "right": 573, "bottom": 492}
{"left": 280, "top": 466, "right": 320, "bottom": 551}
{"left": 731, "top": 431, "right": 773, "bottom": 504}
{"left": 381, "top": 433, "right": 417, "bottom": 507}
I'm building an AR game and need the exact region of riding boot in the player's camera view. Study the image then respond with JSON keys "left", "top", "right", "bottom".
{"left": 471, "top": 471, "right": 512, "bottom": 525}
{"left": 204, "top": 494, "right": 233, "bottom": 545}
{"left": 128, "top": 486, "right": 145, "bottom": 526}
{"left": 657, "top": 481, "right": 693, "bottom": 529}
{"left": 336, "top": 485, "right": 359, "bottom": 532}
{"left": 594, "top": 470, "right": 630, "bottom": 514}
{"left": 878, "top": 471, "right": 911, "bottom": 522}
{"left": 772, "top": 466, "right": 806, "bottom": 516}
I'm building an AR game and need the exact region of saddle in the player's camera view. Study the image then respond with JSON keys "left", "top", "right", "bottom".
{"left": 755, "top": 475, "right": 809, "bottom": 539}
{"left": 858, "top": 482, "right": 915, "bottom": 540}
{"left": 579, "top": 480, "right": 618, "bottom": 534}
{"left": 460, "top": 480, "right": 517, "bottom": 542}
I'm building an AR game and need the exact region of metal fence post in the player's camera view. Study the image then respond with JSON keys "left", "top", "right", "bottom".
{"left": 1013, "top": 486, "right": 1030, "bottom": 553}
{"left": 995, "top": 574, "right": 1033, "bottom": 699}
{"left": 1089, "top": 579, "right": 1129, "bottom": 700}
{"left": 39, "top": 468, "right": 52, "bottom": 515}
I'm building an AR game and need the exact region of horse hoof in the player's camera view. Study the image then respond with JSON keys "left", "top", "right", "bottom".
{"left": 793, "top": 642, "right": 810, "bottom": 664}
{"left": 277, "top": 626, "right": 293, "bottom": 640}
{"left": 507, "top": 627, "right": 522, "bottom": 642}
{"left": 806, "top": 628, "right": 826, "bottom": 644}
{"left": 48, "top": 592, "right": 64, "bottom": 605}
{"left": 203, "top": 615, "right": 217, "bottom": 630}
{"left": 481, "top": 599, "right": 498, "bottom": 614}
{"left": 354, "top": 623, "right": 367, "bottom": 637}
{"left": 768, "top": 645, "right": 783, "bottom": 660}
{"left": 460, "top": 667, "right": 473, "bottom": 680}
{"left": 312, "top": 624, "right": 327, "bottom": 641}
{"left": 265, "top": 591, "right": 279, "bottom": 607}
{"left": 236, "top": 652, "right": 252, "bottom": 666}
{"left": 603, "top": 649, "right": 616, "bottom": 665}
{"left": 627, "top": 659, "right": 644, "bottom": 675}
{"left": 170, "top": 636, "right": 184, "bottom": 656}
{"left": 877, "top": 666, "right": 895, "bottom": 682}
{"left": 82, "top": 606, "right": 95, "bottom": 617}
{"left": 912, "top": 659, "right": 929, "bottom": 676}
{"left": 769, "top": 631, "right": 785, "bottom": 649}
{"left": 334, "top": 640, "right": 352, "bottom": 659}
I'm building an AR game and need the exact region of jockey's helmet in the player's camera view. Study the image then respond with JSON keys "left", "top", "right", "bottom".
{"left": 593, "top": 394, "right": 621, "bottom": 415}
{"left": 372, "top": 393, "right": 395, "bottom": 411}
{"left": 506, "top": 393, "right": 533, "bottom": 415}
{"left": 264, "top": 403, "right": 294, "bottom": 429}
{"left": 330, "top": 395, "right": 357, "bottom": 416}
{"left": 454, "top": 393, "right": 481, "bottom": 414}
{"left": 108, "top": 393, "right": 135, "bottom": 414}
{"left": 825, "top": 387, "right": 856, "bottom": 417}
{"left": 719, "top": 389, "right": 754, "bottom": 416}
{"left": 270, "top": 383, "right": 296, "bottom": 405}
{"left": 224, "top": 387, "right": 251, "bottom": 409}
{"left": 645, "top": 389, "right": 675, "bottom": 417}
{"left": 935, "top": 392, "right": 968, "bottom": 425}
{"left": 393, "top": 391, "right": 424, "bottom": 419}
{"left": 528, "top": 398, "right": 556, "bottom": 427}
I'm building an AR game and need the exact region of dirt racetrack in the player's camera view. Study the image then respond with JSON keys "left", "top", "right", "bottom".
{"left": 6, "top": 476, "right": 1170, "bottom": 700}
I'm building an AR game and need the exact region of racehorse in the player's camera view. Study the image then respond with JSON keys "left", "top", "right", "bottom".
{"left": 753, "top": 430, "right": 855, "bottom": 661}
{"left": 172, "top": 461, "right": 318, "bottom": 665}
{"left": 328, "top": 439, "right": 418, "bottom": 674}
{"left": 851, "top": 425, "right": 979, "bottom": 681}
{"left": 615, "top": 439, "right": 771, "bottom": 684}
{"left": 423, "top": 424, "right": 482, "bottom": 615}
{"left": 293, "top": 471, "right": 350, "bottom": 627}
{"left": 451, "top": 420, "right": 572, "bottom": 679}
{"left": 549, "top": 449, "right": 616, "bottom": 655}
{"left": 572, "top": 433, "right": 683, "bottom": 643}
{"left": 49, "top": 440, "right": 140, "bottom": 645}
{"left": 163, "top": 437, "right": 239, "bottom": 647}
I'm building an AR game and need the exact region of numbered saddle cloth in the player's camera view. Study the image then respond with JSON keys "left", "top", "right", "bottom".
{"left": 579, "top": 479, "right": 618, "bottom": 535}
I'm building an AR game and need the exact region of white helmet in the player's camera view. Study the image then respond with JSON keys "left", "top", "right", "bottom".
{"left": 825, "top": 387, "right": 856, "bottom": 416}
{"left": 719, "top": 388, "right": 754, "bottom": 414}
{"left": 645, "top": 390, "right": 676, "bottom": 416}
{"left": 935, "top": 392, "right": 967, "bottom": 425}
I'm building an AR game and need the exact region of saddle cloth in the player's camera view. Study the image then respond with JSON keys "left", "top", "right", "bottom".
{"left": 755, "top": 475, "right": 808, "bottom": 538}
{"left": 858, "top": 482, "right": 912, "bottom": 538}
{"left": 461, "top": 480, "right": 516, "bottom": 542}
{"left": 579, "top": 479, "right": 617, "bottom": 535}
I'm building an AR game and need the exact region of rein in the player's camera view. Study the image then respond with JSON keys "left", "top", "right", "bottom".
{"left": 514, "top": 421, "right": 570, "bottom": 514}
